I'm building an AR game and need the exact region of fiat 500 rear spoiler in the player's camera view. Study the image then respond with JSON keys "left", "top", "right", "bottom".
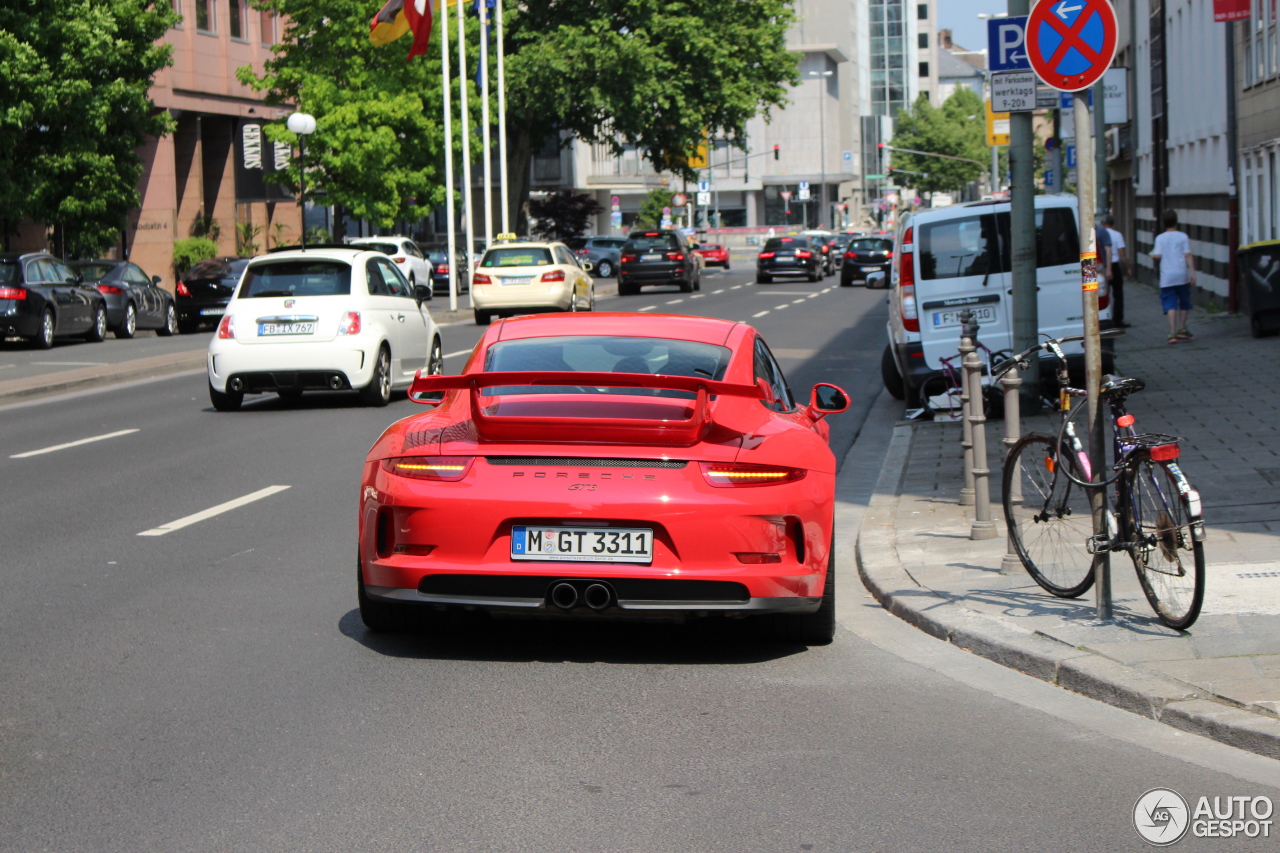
{"left": 409, "top": 370, "right": 764, "bottom": 445}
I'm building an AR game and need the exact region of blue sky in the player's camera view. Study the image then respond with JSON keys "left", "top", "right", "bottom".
{"left": 937, "top": 0, "right": 1013, "bottom": 53}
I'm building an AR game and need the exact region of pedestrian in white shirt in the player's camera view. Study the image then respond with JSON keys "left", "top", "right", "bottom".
{"left": 1149, "top": 209, "right": 1196, "bottom": 344}
{"left": 1103, "top": 214, "right": 1130, "bottom": 328}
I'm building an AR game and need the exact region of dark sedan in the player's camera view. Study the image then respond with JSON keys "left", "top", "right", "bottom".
{"left": 840, "top": 237, "right": 894, "bottom": 287}
{"left": 617, "top": 230, "right": 701, "bottom": 295}
{"left": 67, "top": 260, "right": 178, "bottom": 338}
{"left": 177, "top": 257, "right": 248, "bottom": 333}
{"left": 1, "top": 252, "right": 109, "bottom": 348}
{"left": 756, "top": 236, "right": 824, "bottom": 283}
{"left": 416, "top": 242, "right": 470, "bottom": 295}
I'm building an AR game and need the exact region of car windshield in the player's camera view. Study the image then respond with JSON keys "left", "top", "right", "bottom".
{"left": 481, "top": 248, "right": 553, "bottom": 268}
{"left": 763, "top": 237, "right": 810, "bottom": 251}
{"left": 70, "top": 263, "right": 116, "bottom": 280}
{"left": 625, "top": 234, "right": 679, "bottom": 252}
{"left": 358, "top": 242, "right": 400, "bottom": 255}
{"left": 238, "top": 260, "right": 352, "bottom": 298}
{"left": 850, "top": 239, "right": 893, "bottom": 251}
{"left": 483, "top": 335, "right": 732, "bottom": 399}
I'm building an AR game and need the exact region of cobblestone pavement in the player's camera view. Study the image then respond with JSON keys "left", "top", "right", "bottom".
{"left": 858, "top": 282, "right": 1280, "bottom": 755}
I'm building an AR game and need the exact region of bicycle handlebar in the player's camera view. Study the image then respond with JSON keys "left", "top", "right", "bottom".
{"left": 992, "top": 328, "right": 1125, "bottom": 379}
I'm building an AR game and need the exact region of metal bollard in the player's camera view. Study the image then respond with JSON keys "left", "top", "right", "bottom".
{"left": 957, "top": 310, "right": 976, "bottom": 507}
{"left": 1000, "top": 363, "right": 1024, "bottom": 570}
{"left": 963, "top": 332, "right": 998, "bottom": 540}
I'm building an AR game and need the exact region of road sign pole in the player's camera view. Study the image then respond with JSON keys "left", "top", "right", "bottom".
{"left": 1093, "top": 76, "right": 1108, "bottom": 216}
{"left": 1074, "top": 91, "right": 1111, "bottom": 622}
{"left": 1007, "top": 0, "right": 1039, "bottom": 408}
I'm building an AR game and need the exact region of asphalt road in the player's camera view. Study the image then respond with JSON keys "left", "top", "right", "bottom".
{"left": 2, "top": 266, "right": 1275, "bottom": 852}
{"left": 0, "top": 328, "right": 214, "bottom": 383}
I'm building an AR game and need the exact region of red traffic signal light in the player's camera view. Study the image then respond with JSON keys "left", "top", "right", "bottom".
{"left": 877, "top": 142, "right": 885, "bottom": 148}
{"left": 773, "top": 144, "right": 780, "bottom": 160}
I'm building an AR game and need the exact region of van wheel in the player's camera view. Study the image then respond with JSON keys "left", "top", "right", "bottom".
{"left": 881, "top": 345, "right": 906, "bottom": 400}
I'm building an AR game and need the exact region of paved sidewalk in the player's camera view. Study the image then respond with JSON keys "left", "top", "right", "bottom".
{"left": 858, "top": 283, "right": 1280, "bottom": 759}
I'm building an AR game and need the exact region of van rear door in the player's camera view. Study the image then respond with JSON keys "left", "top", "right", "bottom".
{"left": 995, "top": 201, "right": 1086, "bottom": 360}
{"left": 914, "top": 210, "right": 1012, "bottom": 370}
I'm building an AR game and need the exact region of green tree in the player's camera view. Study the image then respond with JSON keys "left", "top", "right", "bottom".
{"left": 635, "top": 189, "right": 673, "bottom": 229}
{"left": 240, "top": 0, "right": 799, "bottom": 236}
{"left": 0, "top": 1, "right": 177, "bottom": 254}
{"left": 527, "top": 190, "right": 603, "bottom": 241}
{"left": 887, "top": 88, "right": 988, "bottom": 194}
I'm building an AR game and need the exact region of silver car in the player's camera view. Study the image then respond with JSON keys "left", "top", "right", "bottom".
{"left": 566, "top": 235, "right": 627, "bottom": 278}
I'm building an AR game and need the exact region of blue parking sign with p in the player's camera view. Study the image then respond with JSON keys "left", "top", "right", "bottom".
{"left": 988, "top": 16, "right": 1030, "bottom": 71}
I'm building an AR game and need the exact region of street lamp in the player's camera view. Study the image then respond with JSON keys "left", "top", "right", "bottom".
{"left": 807, "top": 69, "right": 834, "bottom": 229}
{"left": 286, "top": 112, "right": 316, "bottom": 249}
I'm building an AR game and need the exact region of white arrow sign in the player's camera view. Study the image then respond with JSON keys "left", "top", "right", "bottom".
{"left": 1055, "top": 2, "right": 1082, "bottom": 20}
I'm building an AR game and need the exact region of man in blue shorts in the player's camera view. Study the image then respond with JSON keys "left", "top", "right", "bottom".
{"left": 1150, "top": 209, "right": 1196, "bottom": 344}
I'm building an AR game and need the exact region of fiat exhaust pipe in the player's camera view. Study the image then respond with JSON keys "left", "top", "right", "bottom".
{"left": 583, "top": 583, "right": 611, "bottom": 611}
{"left": 228, "top": 377, "right": 244, "bottom": 393}
{"left": 550, "top": 582, "right": 578, "bottom": 610}
{"left": 328, "top": 374, "right": 344, "bottom": 390}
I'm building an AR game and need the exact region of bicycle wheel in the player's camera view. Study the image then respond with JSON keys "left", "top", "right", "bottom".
{"left": 1003, "top": 433, "right": 1097, "bottom": 598}
{"left": 917, "top": 373, "right": 963, "bottom": 419}
{"left": 1122, "top": 457, "right": 1205, "bottom": 630}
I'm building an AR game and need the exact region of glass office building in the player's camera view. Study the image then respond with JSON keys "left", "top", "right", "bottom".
{"left": 870, "top": 0, "right": 909, "bottom": 116}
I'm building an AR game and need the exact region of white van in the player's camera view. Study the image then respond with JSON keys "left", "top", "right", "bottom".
{"left": 880, "top": 195, "right": 1112, "bottom": 404}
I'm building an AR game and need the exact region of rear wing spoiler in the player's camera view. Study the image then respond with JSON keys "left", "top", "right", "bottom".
{"left": 409, "top": 371, "right": 764, "bottom": 445}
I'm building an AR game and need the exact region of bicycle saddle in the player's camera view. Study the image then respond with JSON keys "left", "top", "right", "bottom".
{"left": 1101, "top": 375, "right": 1145, "bottom": 396}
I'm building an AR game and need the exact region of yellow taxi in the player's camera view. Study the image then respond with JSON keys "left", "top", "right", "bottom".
{"left": 470, "top": 235, "right": 595, "bottom": 325}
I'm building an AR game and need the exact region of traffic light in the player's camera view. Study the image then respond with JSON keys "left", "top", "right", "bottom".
{"left": 773, "top": 144, "right": 780, "bottom": 160}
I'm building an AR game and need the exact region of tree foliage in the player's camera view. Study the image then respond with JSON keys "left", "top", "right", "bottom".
{"left": 0, "top": 1, "right": 177, "bottom": 254}
{"left": 527, "top": 190, "right": 603, "bottom": 241}
{"left": 887, "top": 88, "right": 988, "bottom": 194}
{"left": 636, "top": 189, "right": 673, "bottom": 229}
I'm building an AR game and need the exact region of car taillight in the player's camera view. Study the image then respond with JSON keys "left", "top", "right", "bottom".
{"left": 1150, "top": 444, "right": 1180, "bottom": 461}
{"left": 540, "top": 270, "right": 566, "bottom": 282}
{"left": 794, "top": 250, "right": 812, "bottom": 259}
{"left": 575, "top": 249, "right": 589, "bottom": 255}
{"left": 393, "top": 257, "right": 406, "bottom": 264}
{"left": 216, "top": 314, "right": 235, "bottom": 339}
{"left": 844, "top": 250, "right": 855, "bottom": 259}
{"left": 0, "top": 287, "right": 26, "bottom": 300}
{"left": 759, "top": 252, "right": 776, "bottom": 259}
{"left": 338, "top": 311, "right": 361, "bottom": 335}
{"left": 898, "top": 226, "right": 918, "bottom": 332}
{"left": 821, "top": 245, "right": 829, "bottom": 253}
{"left": 1098, "top": 275, "right": 1110, "bottom": 310}
{"left": 437, "top": 264, "right": 449, "bottom": 274}
{"left": 735, "top": 553, "right": 782, "bottom": 564}
{"left": 177, "top": 282, "right": 192, "bottom": 297}
{"left": 473, "top": 273, "right": 492, "bottom": 284}
{"left": 885, "top": 251, "right": 894, "bottom": 260}
{"left": 96, "top": 284, "right": 125, "bottom": 295}
{"left": 382, "top": 456, "right": 475, "bottom": 481}
{"left": 700, "top": 462, "right": 806, "bottom": 487}
{"left": 621, "top": 254, "right": 638, "bottom": 263}
{"left": 666, "top": 252, "right": 685, "bottom": 261}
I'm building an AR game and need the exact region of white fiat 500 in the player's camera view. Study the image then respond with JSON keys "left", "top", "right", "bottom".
{"left": 206, "top": 247, "right": 442, "bottom": 411}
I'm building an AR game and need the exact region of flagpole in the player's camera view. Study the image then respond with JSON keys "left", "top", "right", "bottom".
{"left": 458, "top": 0, "right": 475, "bottom": 310}
{"left": 479, "top": 0, "right": 494, "bottom": 245}
{"left": 496, "top": 0, "right": 509, "bottom": 234}
{"left": 440, "top": 0, "right": 458, "bottom": 312}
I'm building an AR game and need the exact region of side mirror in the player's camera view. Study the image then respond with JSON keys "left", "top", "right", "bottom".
{"left": 152, "top": 275, "right": 163, "bottom": 285}
{"left": 808, "top": 383, "right": 849, "bottom": 419}
{"left": 865, "top": 270, "right": 886, "bottom": 289}
{"left": 74, "top": 274, "right": 84, "bottom": 284}
{"left": 581, "top": 261, "right": 594, "bottom": 273}
{"left": 414, "top": 283, "right": 432, "bottom": 303}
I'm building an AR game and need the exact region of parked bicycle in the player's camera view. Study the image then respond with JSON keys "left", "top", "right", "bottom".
{"left": 915, "top": 342, "right": 1010, "bottom": 421}
{"left": 995, "top": 333, "right": 1206, "bottom": 630}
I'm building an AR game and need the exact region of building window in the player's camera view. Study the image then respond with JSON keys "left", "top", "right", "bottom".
{"left": 918, "top": 3, "right": 928, "bottom": 19}
{"left": 195, "top": 0, "right": 213, "bottom": 33}
{"left": 260, "top": 10, "right": 276, "bottom": 44}
{"left": 229, "top": 0, "right": 245, "bottom": 39}
{"left": 1271, "top": 151, "right": 1278, "bottom": 240}
{"left": 171, "top": 0, "right": 182, "bottom": 27}
{"left": 919, "top": 61, "right": 929, "bottom": 77}
{"left": 918, "top": 32, "right": 928, "bottom": 49}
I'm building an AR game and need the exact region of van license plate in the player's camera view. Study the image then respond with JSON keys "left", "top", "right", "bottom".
{"left": 932, "top": 306, "right": 996, "bottom": 329}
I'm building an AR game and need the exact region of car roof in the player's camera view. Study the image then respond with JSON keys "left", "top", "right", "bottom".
{"left": 906, "top": 194, "right": 1075, "bottom": 224}
{"left": 483, "top": 241, "right": 562, "bottom": 250}
{"left": 68, "top": 259, "right": 125, "bottom": 266}
{"left": 493, "top": 312, "right": 741, "bottom": 346}
{"left": 0, "top": 252, "right": 50, "bottom": 262}
{"left": 252, "top": 247, "right": 374, "bottom": 263}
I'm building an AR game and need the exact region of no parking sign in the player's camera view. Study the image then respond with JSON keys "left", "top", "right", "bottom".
{"left": 1026, "top": 0, "right": 1117, "bottom": 92}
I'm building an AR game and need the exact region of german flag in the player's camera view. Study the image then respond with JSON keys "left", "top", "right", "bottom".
{"left": 370, "top": 0, "right": 432, "bottom": 59}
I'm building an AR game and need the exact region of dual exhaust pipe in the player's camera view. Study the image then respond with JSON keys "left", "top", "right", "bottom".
{"left": 550, "top": 581, "right": 613, "bottom": 612}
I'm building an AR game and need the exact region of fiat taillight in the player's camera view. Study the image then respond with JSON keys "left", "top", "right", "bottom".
{"left": 382, "top": 456, "right": 475, "bottom": 481}
{"left": 700, "top": 462, "right": 806, "bottom": 487}
{"left": 393, "top": 257, "right": 406, "bottom": 264}
{"left": 216, "top": 314, "right": 235, "bottom": 339}
{"left": 338, "top": 311, "right": 361, "bottom": 335}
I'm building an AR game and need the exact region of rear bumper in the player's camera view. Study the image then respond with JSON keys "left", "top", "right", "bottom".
{"left": 757, "top": 262, "right": 817, "bottom": 277}
{"left": 207, "top": 340, "right": 374, "bottom": 393}
{"left": 844, "top": 263, "right": 891, "bottom": 279}
{"left": 618, "top": 266, "right": 691, "bottom": 283}
{"left": 472, "top": 284, "right": 572, "bottom": 311}
{"left": 178, "top": 299, "right": 230, "bottom": 323}
{"left": 0, "top": 304, "right": 40, "bottom": 337}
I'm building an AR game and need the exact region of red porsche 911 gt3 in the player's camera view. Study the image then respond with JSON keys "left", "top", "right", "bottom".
{"left": 357, "top": 313, "right": 849, "bottom": 643}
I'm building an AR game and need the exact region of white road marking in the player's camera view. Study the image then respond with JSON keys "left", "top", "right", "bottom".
{"left": 138, "top": 485, "right": 292, "bottom": 537}
{"left": 730, "top": 285, "right": 742, "bottom": 290}
{"left": 774, "top": 304, "right": 790, "bottom": 310}
{"left": 690, "top": 294, "right": 705, "bottom": 299}
{"left": 752, "top": 310, "right": 770, "bottom": 318}
{"left": 639, "top": 305, "right": 657, "bottom": 311}
{"left": 792, "top": 298, "right": 807, "bottom": 304}
{"left": 31, "top": 361, "right": 108, "bottom": 366}
{"left": 712, "top": 289, "right": 725, "bottom": 294}
{"left": 10, "top": 428, "right": 140, "bottom": 459}
{"left": 666, "top": 299, "right": 684, "bottom": 305}
{"left": 443, "top": 350, "right": 471, "bottom": 359}
{"left": 822, "top": 287, "right": 833, "bottom": 293}
{"left": 808, "top": 292, "right": 820, "bottom": 298}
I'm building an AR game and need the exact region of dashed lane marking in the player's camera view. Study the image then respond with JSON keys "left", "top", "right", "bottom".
{"left": 808, "top": 293, "right": 820, "bottom": 298}
{"left": 443, "top": 350, "right": 471, "bottom": 359}
{"left": 138, "top": 485, "right": 292, "bottom": 537}
{"left": 10, "top": 428, "right": 140, "bottom": 459}
{"left": 730, "top": 285, "right": 742, "bottom": 290}
{"left": 774, "top": 304, "right": 790, "bottom": 310}
{"left": 666, "top": 299, "right": 685, "bottom": 305}
{"left": 639, "top": 305, "right": 657, "bottom": 311}
{"left": 752, "top": 310, "right": 770, "bottom": 318}
{"left": 792, "top": 298, "right": 807, "bottom": 304}
{"left": 712, "top": 289, "right": 725, "bottom": 294}
{"left": 690, "top": 294, "right": 705, "bottom": 299}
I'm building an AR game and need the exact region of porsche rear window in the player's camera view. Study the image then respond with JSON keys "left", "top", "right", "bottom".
{"left": 483, "top": 336, "right": 731, "bottom": 399}
{"left": 238, "top": 261, "right": 352, "bottom": 298}
{"left": 481, "top": 248, "right": 553, "bottom": 267}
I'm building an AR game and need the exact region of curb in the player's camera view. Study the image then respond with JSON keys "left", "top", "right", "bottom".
{"left": 0, "top": 350, "right": 208, "bottom": 403}
{"left": 855, "top": 421, "right": 1280, "bottom": 760}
